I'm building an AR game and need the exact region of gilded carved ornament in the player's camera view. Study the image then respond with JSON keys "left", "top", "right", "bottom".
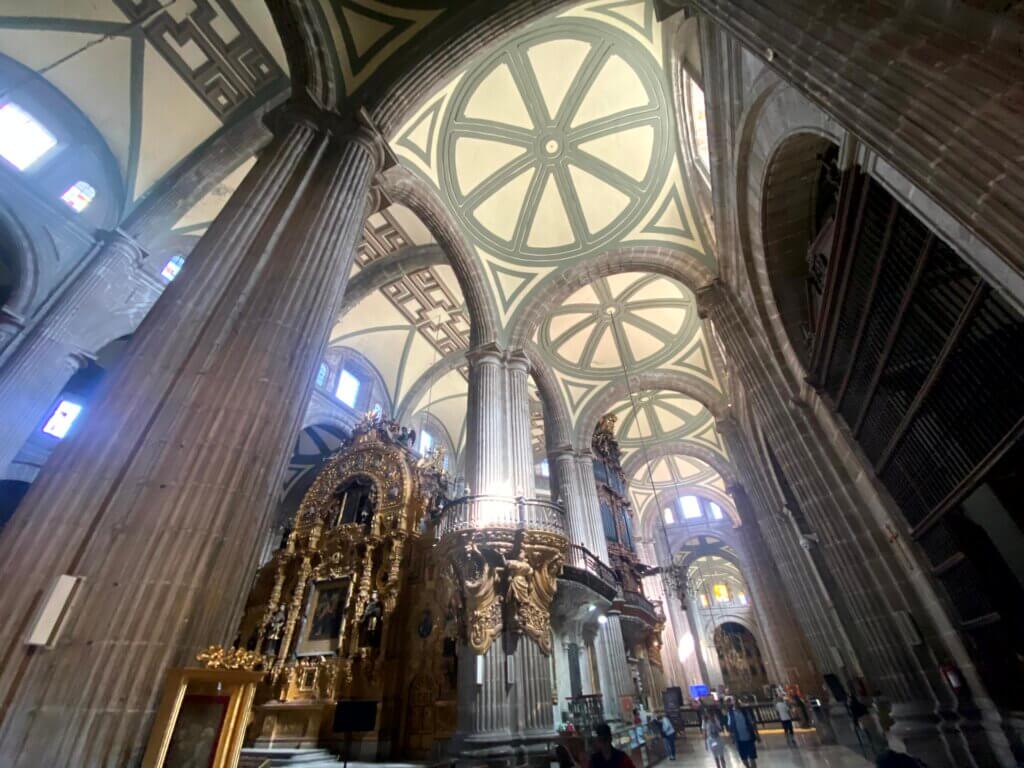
{"left": 441, "top": 530, "right": 566, "bottom": 656}
{"left": 196, "top": 645, "right": 266, "bottom": 671}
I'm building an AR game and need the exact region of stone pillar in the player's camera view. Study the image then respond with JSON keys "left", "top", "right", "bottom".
{"left": 506, "top": 351, "right": 535, "bottom": 498}
{"left": 0, "top": 231, "right": 157, "bottom": 475}
{"left": 464, "top": 343, "right": 507, "bottom": 495}
{"left": 0, "top": 105, "right": 384, "bottom": 767}
{"left": 701, "top": 282, "right": 967, "bottom": 766}
{"left": 0, "top": 307, "right": 24, "bottom": 356}
{"left": 729, "top": 482, "right": 821, "bottom": 694}
{"left": 636, "top": 537, "right": 687, "bottom": 691}
{"left": 453, "top": 345, "right": 559, "bottom": 764}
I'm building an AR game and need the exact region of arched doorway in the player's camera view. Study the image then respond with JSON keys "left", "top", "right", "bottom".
{"left": 713, "top": 621, "right": 768, "bottom": 698}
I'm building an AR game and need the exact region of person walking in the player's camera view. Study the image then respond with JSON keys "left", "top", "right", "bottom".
{"left": 703, "top": 706, "right": 727, "bottom": 768}
{"left": 659, "top": 714, "right": 677, "bottom": 761}
{"left": 726, "top": 698, "right": 760, "bottom": 768}
{"left": 775, "top": 695, "right": 797, "bottom": 747}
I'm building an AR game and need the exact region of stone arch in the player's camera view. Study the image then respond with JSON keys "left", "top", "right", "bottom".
{"left": 733, "top": 73, "right": 846, "bottom": 385}
{"left": 507, "top": 246, "right": 717, "bottom": 348}
{"left": 760, "top": 132, "right": 841, "bottom": 370}
{"left": 525, "top": 343, "right": 572, "bottom": 452}
{"left": 381, "top": 167, "right": 500, "bottom": 345}
{"left": 639, "top": 485, "right": 740, "bottom": 539}
{"left": 621, "top": 440, "right": 736, "bottom": 489}
{"left": 394, "top": 349, "right": 466, "bottom": 424}
{"left": 0, "top": 204, "right": 36, "bottom": 317}
{"left": 572, "top": 371, "right": 727, "bottom": 450}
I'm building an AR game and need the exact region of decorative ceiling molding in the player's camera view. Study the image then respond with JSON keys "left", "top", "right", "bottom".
{"left": 322, "top": 0, "right": 445, "bottom": 98}
{"left": 0, "top": 1, "right": 287, "bottom": 205}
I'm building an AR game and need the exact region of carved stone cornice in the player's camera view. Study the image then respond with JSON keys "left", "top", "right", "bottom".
{"left": 694, "top": 280, "right": 725, "bottom": 319}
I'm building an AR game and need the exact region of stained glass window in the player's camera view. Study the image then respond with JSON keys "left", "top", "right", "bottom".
{"left": 315, "top": 362, "right": 329, "bottom": 388}
{"left": 420, "top": 430, "right": 433, "bottom": 454}
{"left": 161, "top": 254, "right": 185, "bottom": 282}
{"left": 0, "top": 103, "right": 56, "bottom": 170}
{"left": 713, "top": 583, "right": 730, "bottom": 604}
{"left": 336, "top": 369, "right": 360, "bottom": 407}
{"left": 61, "top": 181, "right": 96, "bottom": 213}
{"left": 539, "top": 459, "right": 549, "bottom": 477}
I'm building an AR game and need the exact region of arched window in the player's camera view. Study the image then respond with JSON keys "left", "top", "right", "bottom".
{"left": 663, "top": 507, "right": 674, "bottom": 524}
{"left": 679, "top": 495, "right": 703, "bottom": 519}
{"left": 335, "top": 368, "right": 360, "bottom": 407}
{"left": 687, "top": 77, "right": 710, "bottom": 174}
{"left": 0, "top": 103, "right": 56, "bottom": 171}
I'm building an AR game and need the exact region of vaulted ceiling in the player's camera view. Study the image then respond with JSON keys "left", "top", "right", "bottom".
{"left": 383, "top": 0, "right": 728, "bottom": 523}
{"left": 0, "top": 1, "right": 287, "bottom": 209}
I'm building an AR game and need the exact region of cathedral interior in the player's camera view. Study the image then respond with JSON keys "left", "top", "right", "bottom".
{"left": 0, "top": 1, "right": 1021, "bottom": 767}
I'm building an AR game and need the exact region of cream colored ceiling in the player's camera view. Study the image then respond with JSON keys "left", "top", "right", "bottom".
{"left": 0, "top": 1, "right": 287, "bottom": 205}
{"left": 384, "top": 1, "right": 726, "bottom": 495}
{"left": 392, "top": 0, "right": 712, "bottom": 327}
{"left": 628, "top": 453, "right": 727, "bottom": 518}
{"left": 330, "top": 202, "right": 469, "bottom": 457}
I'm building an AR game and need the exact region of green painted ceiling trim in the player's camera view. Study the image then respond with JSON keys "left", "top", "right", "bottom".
{"left": 438, "top": 18, "right": 672, "bottom": 266}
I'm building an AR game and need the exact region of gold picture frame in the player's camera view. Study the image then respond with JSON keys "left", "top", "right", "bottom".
{"left": 296, "top": 577, "right": 351, "bottom": 657}
{"left": 142, "top": 667, "right": 262, "bottom": 768}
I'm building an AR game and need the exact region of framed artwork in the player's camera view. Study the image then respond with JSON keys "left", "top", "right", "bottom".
{"left": 142, "top": 667, "right": 262, "bottom": 768}
{"left": 297, "top": 578, "right": 351, "bottom": 656}
{"left": 163, "top": 694, "right": 228, "bottom": 768}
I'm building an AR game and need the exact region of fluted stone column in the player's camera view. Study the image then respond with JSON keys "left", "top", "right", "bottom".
{"left": 455, "top": 345, "right": 557, "bottom": 763}
{"left": 729, "top": 482, "right": 820, "bottom": 693}
{"left": 506, "top": 351, "right": 535, "bottom": 498}
{"left": 0, "top": 231, "right": 158, "bottom": 475}
{"left": 700, "top": 282, "right": 973, "bottom": 766}
{"left": 636, "top": 537, "right": 687, "bottom": 690}
{"left": 0, "top": 307, "right": 23, "bottom": 356}
{"left": 0, "top": 105, "right": 383, "bottom": 767}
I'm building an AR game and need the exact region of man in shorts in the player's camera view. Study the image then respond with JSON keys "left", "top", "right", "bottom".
{"left": 726, "top": 698, "right": 759, "bottom": 767}
{"left": 775, "top": 695, "right": 797, "bottom": 746}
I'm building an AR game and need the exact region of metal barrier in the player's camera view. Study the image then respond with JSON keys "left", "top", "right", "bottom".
{"left": 437, "top": 494, "right": 566, "bottom": 538}
{"left": 566, "top": 544, "right": 619, "bottom": 585}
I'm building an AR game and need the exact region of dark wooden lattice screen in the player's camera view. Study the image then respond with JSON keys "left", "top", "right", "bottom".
{"left": 807, "top": 170, "right": 1024, "bottom": 706}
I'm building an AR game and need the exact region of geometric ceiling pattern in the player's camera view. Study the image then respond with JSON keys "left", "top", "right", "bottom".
{"left": 393, "top": 0, "right": 711, "bottom": 327}
{"left": 0, "top": 1, "right": 287, "bottom": 207}
{"left": 628, "top": 453, "right": 728, "bottom": 521}
{"left": 383, "top": 1, "right": 727, "bottom": 501}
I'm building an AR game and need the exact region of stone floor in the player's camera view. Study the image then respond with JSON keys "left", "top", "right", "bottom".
{"left": 660, "top": 733, "right": 872, "bottom": 768}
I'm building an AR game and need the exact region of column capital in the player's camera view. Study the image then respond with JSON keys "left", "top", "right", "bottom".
{"left": 465, "top": 341, "right": 505, "bottom": 367}
{"left": 264, "top": 100, "right": 397, "bottom": 174}
{"left": 505, "top": 348, "right": 530, "bottom": 373}
{"left": 694, "top": 280, "right": 725, "bottom": 319}
{"left": 100, "top": 228, "right": 148, "bottom": 269}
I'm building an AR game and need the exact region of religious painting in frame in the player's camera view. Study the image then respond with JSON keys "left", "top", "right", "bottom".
{"left": 162, "top": 693, "right": 228, "bottom": 768}
{"left": 297, "top": 577, "right": 351, "bottom": 656}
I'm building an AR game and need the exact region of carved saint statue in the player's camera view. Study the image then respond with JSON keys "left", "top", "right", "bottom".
{"left": 262, "top": 606, "right": 287, "bottom": 657}
{"left": 359, "top": 590, "right": 384, "bottom": 648}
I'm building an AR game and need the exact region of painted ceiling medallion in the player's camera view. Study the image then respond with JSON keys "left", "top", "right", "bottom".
{"left": 440, "top": 23, "right": 669, "bottom": 264}
{"left": 610, "top": 390, "right": 713, "bottom": 446}
{"left": 540, "top": 273, "right": 699, "bottom": 376}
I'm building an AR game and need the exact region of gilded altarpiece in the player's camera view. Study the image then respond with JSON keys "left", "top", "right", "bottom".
{"left": 236, "top": 415, "right": 458, "bottom": 759}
